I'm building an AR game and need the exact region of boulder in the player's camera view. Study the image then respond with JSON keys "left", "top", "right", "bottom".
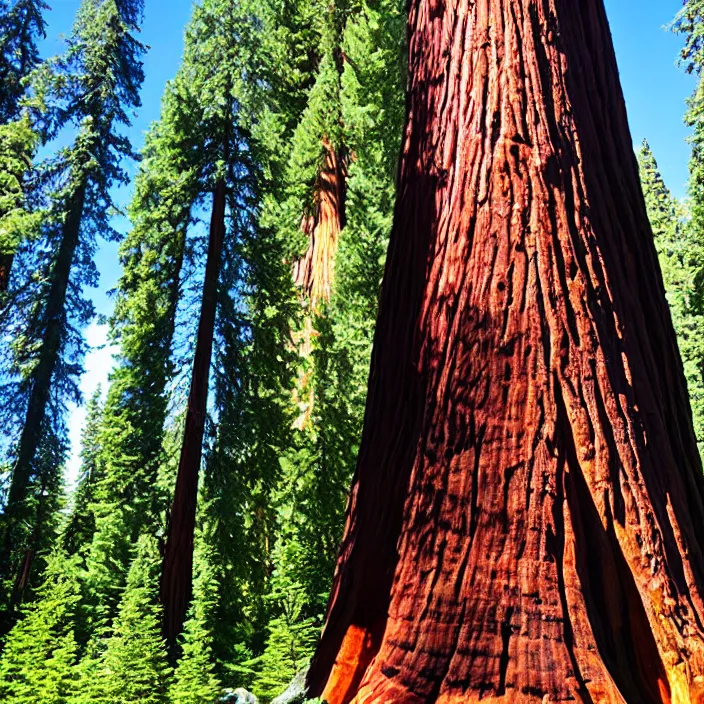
{"left": 219, "top": 688, "right": 259, "bottom": 704}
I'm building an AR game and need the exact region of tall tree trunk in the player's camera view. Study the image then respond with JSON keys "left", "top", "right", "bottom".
{"left": 160, "top": 177, "right": 226, "bottom": 647}
{"left": 293, "top": 138, "right": 345, "bottom": 307}
{"left": 306, "top": 1, "right": 704, "bottom": 703}
{"left": 2, "top": 183, "right": 86, "bottom": 586}
{"left": 292, "top": 139, "right": 345, "bottom": 430}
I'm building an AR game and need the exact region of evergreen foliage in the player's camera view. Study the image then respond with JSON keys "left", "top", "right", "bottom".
{"left": 0, "top": 553, "right": 80, "bottom": 704}
{"left": 81, "top": 75, "right": 198, "bottom": 621}
{"left": 169, "top": 541, "right": 221, "bottom": 704}
{"left": 14, "top": 0, "right": 704, "bottom": 702}
{"left": 0, "top": 0, "right": 47, "bottom": 123}
{"left": 1, "top": 0, "right": 146, "bottom": 614}
{"left": 638, "top": 141, "right": 704, "bottom": 455}
{"left": 97, "top": 535, "right": 171, "bottom": 704}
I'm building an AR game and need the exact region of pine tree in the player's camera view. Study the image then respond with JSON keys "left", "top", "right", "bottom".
{"left": 159, "top": 0, "right": 297, "bottom": 647}
{"left": 0, "top": 0, "right": 47, "bottom": 287}
{"left": 169, "top": 540, "right": 221, "bottom": 704}
{"left": 0, "top": 552, "right": 80, "bottom": 704}
{"left": 0, "top": 116, "right": 40, "bottom": 292}
{"left": 258, "top": 0, "right": 406, "bottom": 669}
{"left": 62, "top": 386, "right": 104, "bottom": 556}
{"left": 1, "top": 0, "right": 146, "bottom": 607}
{"left": 0, "top": 0, "right": 47, "bottom": 123}
{"left": 97, "top": 535, "right": 171, "bottom": 704}
{"left": 638, "top": 141, "right": 704, "bottom": 454}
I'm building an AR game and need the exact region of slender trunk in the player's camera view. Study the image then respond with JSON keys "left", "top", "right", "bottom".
{"left": 12, "top": 465, "right": 48, "bottom": 606}
{"left": 160, "top": 177, "right": 226, "bottom": 647}
{"left": 307, "top": 1, "right": 704, "bottom": 703}
{"left": 2, "top": 184, "right": 86, "bottom": 583}
{"left": 0, "top": 253, "right": 13, "bottom": 292}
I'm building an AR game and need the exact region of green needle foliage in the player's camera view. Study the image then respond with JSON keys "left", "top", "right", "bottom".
{"left": 169, "top": 541, "right": 222, "bottom": 704}
{"left": 639, "top": 143, "right": 704, "bottom": 456}
{"left": 0, "top": 553, "right": 81, "bottom": 704}
{"left": 81, "top": 75, "right": 199, "bottom": 623}
{"left": 1, "top": 0, "right": 146, "bottom": 614}
{"left": 96, "top": 535, "right": 171, "bottom": 704}
{"left": 0, "top": 0, "right": 47, "bottom": 123}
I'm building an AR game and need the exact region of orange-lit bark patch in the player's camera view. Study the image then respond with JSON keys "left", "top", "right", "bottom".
{"left": 322, "top": 623, "right": 383, "bottom": 704}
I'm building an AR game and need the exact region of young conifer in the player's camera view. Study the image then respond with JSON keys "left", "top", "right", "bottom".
{"left": 0, "top": 553, "right": 80, "bottom": 704}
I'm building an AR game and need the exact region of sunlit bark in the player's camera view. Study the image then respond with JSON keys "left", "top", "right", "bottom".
{"left": 307, "top": 0, "right": 704, "bottom": 702}
{"left": 293, "top": 139, "right": 345, "bottom": 307}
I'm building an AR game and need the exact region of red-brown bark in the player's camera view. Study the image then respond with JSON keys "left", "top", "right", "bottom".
{"left": 160, "top": 178, "right": 226, "bottom": 647}
{"left": 292, "top": 138, "right": 346, "bottom": 429}
{"left": 306, "top": 1, "right": 704, "bottom": 702}
{"left": 293, "top": 139, "right": 345, "bottom": 307}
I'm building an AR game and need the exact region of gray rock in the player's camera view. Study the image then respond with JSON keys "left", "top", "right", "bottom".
{"left": 219, "top": 688, "right": 259, "bottom": 704}
{"left": 270, "top": 667, "right": 309, "bottom": 704}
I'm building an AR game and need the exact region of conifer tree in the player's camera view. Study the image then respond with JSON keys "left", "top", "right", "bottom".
{"left": 97, "top": 535, "right": 170, "bottom": 704}
{"left": 257, "top": 0, "right": 406, "bottom": 673}
{"left": 159, "top": 0, "right": 288, "bottom": 646}
{"left": 1, "top": 0, "right": 146, "bottom": 606}
{"left": 62, "top": 386, "right": 104, "bottom": 556}
{"left": 307, "top": 0, "right": 704, "bottom": 699}
{"left": 0, "top": 116, "right": 39, "bottom": 292}
{"left": 81, "top": 75, "right": 199, "bottom": 621}
{"left": 0, "top": 0, "right": 47, "bottom": 288}
{"left": 169, "top": 540, "right": 221, "bottom": 704}
{"left": 638, "top": 141, "right": 704, "bottom": 454}
{"left": 0, "top": 553, "right": 80, "bottom": 704}
{"left": 0, "top": 0, "right": 47, "bottom": 123}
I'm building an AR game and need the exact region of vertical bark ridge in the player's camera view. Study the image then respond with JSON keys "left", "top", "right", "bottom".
{"left": 307, "top": 0, "right": 704, "bottom": 702}
{"left": 160, "top": 177, "right": 226, "bottom": 648}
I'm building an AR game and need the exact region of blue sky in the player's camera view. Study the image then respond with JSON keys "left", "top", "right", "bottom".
{"left": 40, "top": 0, "right": 695, "bottom": 477}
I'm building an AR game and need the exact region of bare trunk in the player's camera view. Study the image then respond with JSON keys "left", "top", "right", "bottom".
{"left": 160, "top": 178, "right": 226, "bottom": 647}
{"left": 292, "top": 140, "right": 345, "bottom": 429}
{"left": 293, "top": 139, "right": 345, "bottom": 307}
{"left": 307, "top": 1, "right": 704, "bottom": 702}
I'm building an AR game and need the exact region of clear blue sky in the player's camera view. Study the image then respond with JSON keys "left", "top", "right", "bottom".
{"left": 40, "top": 0, "right": 696, "bottom": 476}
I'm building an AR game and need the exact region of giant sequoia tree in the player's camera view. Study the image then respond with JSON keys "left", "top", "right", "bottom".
{"left": 306, "top": 1, "right": 704, "bottom": 703}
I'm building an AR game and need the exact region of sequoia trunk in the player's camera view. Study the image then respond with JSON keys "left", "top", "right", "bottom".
{"left": 160, "top": 178, "right": 226, "bottom": 647}
{"left": 291, "top": 138, "right": 345, "bottom": 429}
{"left": 307, "top": 1, "right": 704, "bottom": 703}
{"left": 292, "top": 138, "right": 345, "bottom": 307}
